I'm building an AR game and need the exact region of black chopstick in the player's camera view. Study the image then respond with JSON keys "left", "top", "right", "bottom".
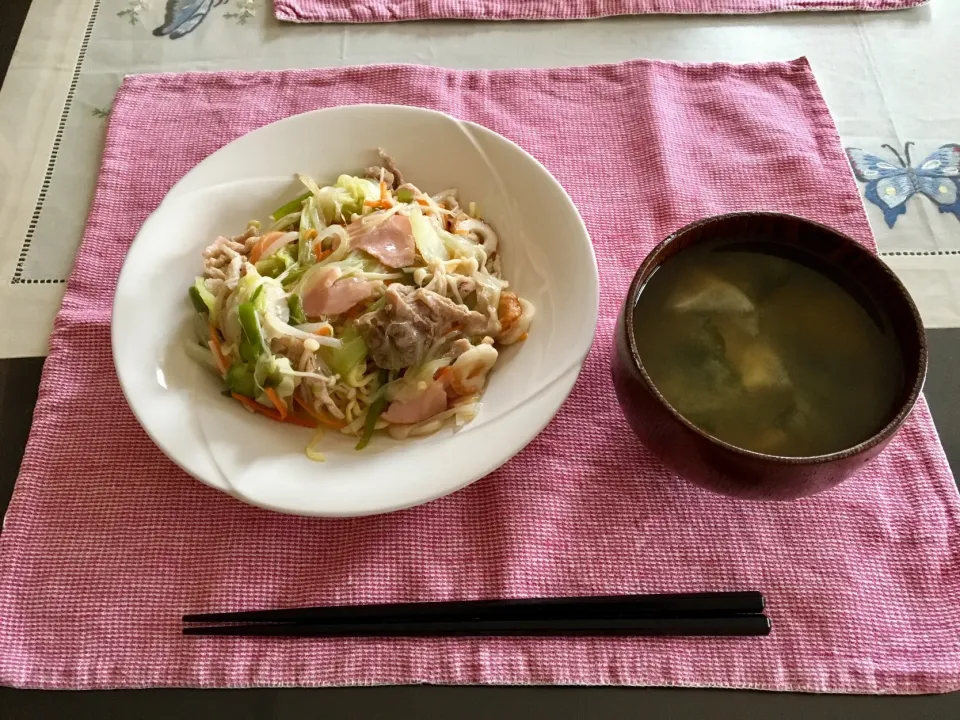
{"left": 183, "top": 591, "right": 765, "bottom": 625}
{"left": 184, "top": 615, "right": 771, "bottom": 637}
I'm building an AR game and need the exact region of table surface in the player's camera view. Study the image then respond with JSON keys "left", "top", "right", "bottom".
{"left": 2, "top": 0, "right": 960, "bottom": 359}
{"left": 2, "top": 0, "right": 959, "bottom": 716}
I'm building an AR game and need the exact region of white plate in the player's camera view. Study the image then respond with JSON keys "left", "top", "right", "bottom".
{"left": 113, "top": 105, "right": 598, "bottom": 516}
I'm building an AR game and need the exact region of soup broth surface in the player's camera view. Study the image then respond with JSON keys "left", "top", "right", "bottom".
{"left": 633, "top": 239, "right": 904, "bottom": 457}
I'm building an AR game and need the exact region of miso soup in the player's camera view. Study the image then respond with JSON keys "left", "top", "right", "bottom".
{"left": 633, "top": 239, "right": 904, "bottom": 457}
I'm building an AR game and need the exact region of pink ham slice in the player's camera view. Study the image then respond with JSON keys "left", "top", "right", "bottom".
{"left": 302, "top": 266, "right": 376, "bottom": 318}
{"left": 349, "top": 214, "right": 415, "bottom": 269}
{"left": 382, "top": 381, "right": 448, "bottom": 425}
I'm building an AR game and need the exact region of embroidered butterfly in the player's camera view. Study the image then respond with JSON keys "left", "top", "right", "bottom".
{"left": 154, "top": 0, "right": 228, "bottom": 39}
{"left": 846, "top": 142, "right": 960, "bottom": 229}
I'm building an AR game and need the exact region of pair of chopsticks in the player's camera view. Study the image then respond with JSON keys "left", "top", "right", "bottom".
{"left": 183, "top": 591, "right": 770, "bottom": 637}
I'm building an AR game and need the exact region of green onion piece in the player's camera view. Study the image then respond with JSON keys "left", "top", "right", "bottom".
{"left": 250, "top": 284, "right": 265, "bottom": 306}
{"left": 397, "top": 187, "right": 415, "bottom": 204}
{"left": 270, "top": 191, "right": 310, "bottom": 222}
{"left": 298, "top": 196, "right": 317, "bottom": 266}
{"left": 225, "top": 363, "right": 258, "bottom": 398}
{"left": 188, "top": 285, "right": 209, "bottom": 315}
{"left": 287, "top": 294, "right": 306, "bottom": 325}
{"left": 237, "top": 302, "right": 266, "bottom": 359}
{"left": 189, "top": 277, "right": 216, "bottom": 315}
{"left": 309, "top": 198, "right": 324, "bottom": 233}
{"left": 355, "top": 371, "right": 391, "bottom": 451}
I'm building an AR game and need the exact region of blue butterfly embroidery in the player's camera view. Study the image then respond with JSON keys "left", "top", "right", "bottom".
{"left": 846, "top": 142, "right": 960, "bottom": 229}
{"left": 154, "top": 0, "right": 228, "bottom": 39}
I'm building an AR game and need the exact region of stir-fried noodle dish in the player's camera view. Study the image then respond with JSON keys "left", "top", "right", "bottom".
{"left": 187, "top": 150, "right": 534, "bottom": 459}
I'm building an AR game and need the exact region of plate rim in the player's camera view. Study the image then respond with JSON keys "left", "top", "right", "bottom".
{"left": 112, "top": 104, "right": 599, "bottom": 516}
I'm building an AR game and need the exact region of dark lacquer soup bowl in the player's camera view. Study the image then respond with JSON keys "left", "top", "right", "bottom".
{"left": 611, "top": 212, "right": 927, "bottom": 500}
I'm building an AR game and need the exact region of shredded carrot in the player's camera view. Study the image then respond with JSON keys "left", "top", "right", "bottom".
{"left": 361, "top": 184, "right": 392, "bottom": 211}
{"left": 264, "top": 387, "right": 287, "bottom": 420}
{"left": 208, "top": 342, "right": 227, "bottom": 377}
{"left": 434, "top": 367, "right": 451, "bottom": 382}
{"left": 232, "top": 392, "right": 283, "bottom": 422}
{"left": 313, "top": 325, "right": 332, "bottom": 336}
{"left": 416, "top": 198, "right": 430, "bottom": 207}
{"left": 314, "top": 246, "right": 332, "bottom": 262}
{"left": 209, "top": 325, "right": 229, "bottom": 377}
{"left": 230, "top": 388, "right": 319, "bottom": 429}
{"left": 293, "top": 395, "right": 319, "bottom": 417}
{"left": 293, "top": 395, "right": 347, "bottom": 429}
{"left": 358, "top": 184, "right": 395, "bottom": 211}
{"left": 317, "top": 414, "right": 348, "bottom": 430}
{"left": 234, "top": 392, "right": 318, "bottom": 429}
{"left": 345, "top": 303, "right": 367, "bottom": 320}
{"left": 284, "top": 413, "right": 318, "bottom": 429}
{"left": 517, "top": 333, "right": 528, "bottom": 342}
{"left": 249, "top": 231, "right": 284, "bottom": 264}
{"left": 305, "top": 228, "right": 318, "bottom": 241}
{"left": 249, "top": 242, "right": 266, "bottom": 265}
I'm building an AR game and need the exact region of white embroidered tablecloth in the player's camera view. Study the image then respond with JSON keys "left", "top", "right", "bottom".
{"left": 0, "top": 0, "right": 957, "bottom": 357}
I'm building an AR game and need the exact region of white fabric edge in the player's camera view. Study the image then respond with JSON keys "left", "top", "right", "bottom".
{"left": 0, "top": 0, "right": 97, "bottom": 356}
{"left": 883, "top": 254, "right": 960, "bottom": 329}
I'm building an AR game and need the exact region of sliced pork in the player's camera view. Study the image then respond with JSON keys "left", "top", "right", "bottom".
{"left": 355, "top": 285, "right": 489, "bottom": 370}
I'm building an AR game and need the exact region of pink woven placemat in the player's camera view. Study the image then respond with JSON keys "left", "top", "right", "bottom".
{"left": 275, "top": 0, "right": 927, "bottom": 22}
{"left": 2, "top": 58, "right": 959, "bottom": 692}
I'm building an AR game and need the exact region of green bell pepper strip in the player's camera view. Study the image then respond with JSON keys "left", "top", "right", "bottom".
{"left": 255, "top": 255, "right": 287, "bottom": 278}
{"left": 225, "top": 363, "right": 258, "bottom": 398}
{"left": 237, "top": 302, "right": 266, "bottom": 362}
{"left": 355, "top": 371, "right": 390, "bottom": 451}
{"left": 287, "top": 294, "right": 306, "bottom": 325}
{"left": 281, "top": 264, "right": 309, "bottom": 291}
{"left": 270, "top": 191, "right": 310, "bottom": 222}
{"left": 238, "top": 341, "right": 258, "bottom": 364}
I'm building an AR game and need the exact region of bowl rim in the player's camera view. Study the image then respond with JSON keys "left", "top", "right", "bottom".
{"left": 622, "top": 210, "right": 928, "bottom": 466}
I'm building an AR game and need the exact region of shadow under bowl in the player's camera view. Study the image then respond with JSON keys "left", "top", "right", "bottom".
{"left": 611, "top": 212, "right": 927, "bottom": 501}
